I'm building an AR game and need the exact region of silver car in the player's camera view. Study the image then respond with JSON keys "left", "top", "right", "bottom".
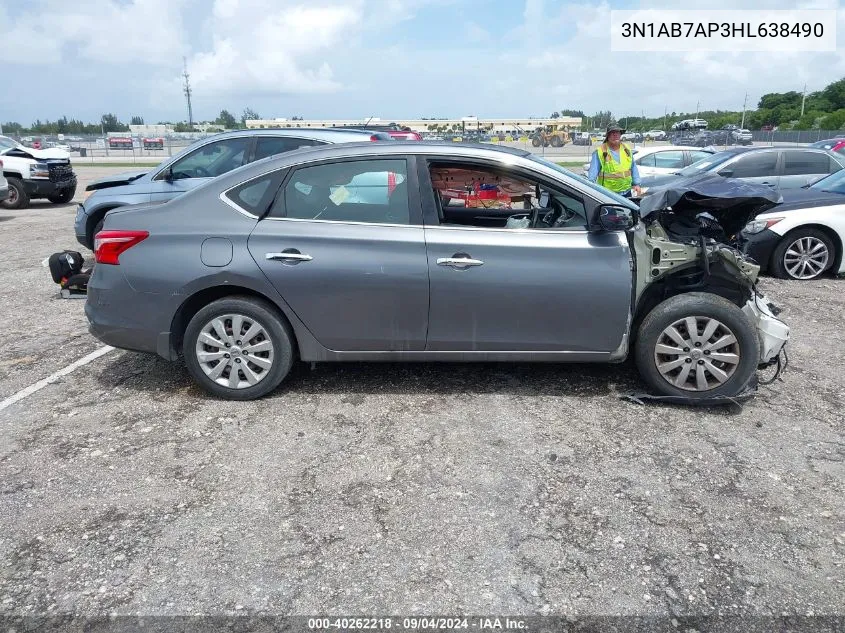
{"left": 85, "top": 142, "right": 789, "bottom": 402}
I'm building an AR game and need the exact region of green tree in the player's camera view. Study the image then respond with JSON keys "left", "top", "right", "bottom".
{"left": 820, "top": 78, "right": 845, "bottom": 111}
{"left": 215, "top": 109, "right": 238, "bottom": 129}
{"left": 130, "top": 115, "right": 145, "bottom": 125}
{"left": 101, "top": 113, "right": 128, "bottom": 133}
{"left": 550, "top": 111, "right": 560, "bottom": 119}
{"left": 241, "top": 108, "right": 261, "bottom": 125}
{"left": 173, "top": 122, "right": 196, "bottom": 133}
{"left": 819, "top": 108, "right": 845, "bottom": 130}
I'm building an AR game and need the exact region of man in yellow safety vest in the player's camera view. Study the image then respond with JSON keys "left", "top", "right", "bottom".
{"left": 587, "top": 124, "right": 642, "bottom": 197}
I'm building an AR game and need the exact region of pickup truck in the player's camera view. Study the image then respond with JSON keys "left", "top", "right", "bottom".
{"left": 0, "top": 135, "right": 77, "bottom": 209}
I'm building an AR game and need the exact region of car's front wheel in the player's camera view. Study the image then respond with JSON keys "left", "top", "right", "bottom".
{"left": 635, "top": 293, "right": 760, "bottom": 400}
{"left": 183, "top": 297, "right": 295, "bottom": 400}
{"left": 770, "top": 228, "right": 835, "bottom": 281}
{"left": 48, "top": 187, "right": 76, "bottom": 204}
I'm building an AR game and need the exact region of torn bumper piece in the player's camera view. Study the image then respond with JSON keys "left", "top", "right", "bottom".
{"left": 742, "top": 293, "right": 790, "bottom": 365}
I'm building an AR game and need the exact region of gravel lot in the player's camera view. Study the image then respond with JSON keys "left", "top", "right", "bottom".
{"left": 0, "top": 167, "right": 843, "bottom": 628}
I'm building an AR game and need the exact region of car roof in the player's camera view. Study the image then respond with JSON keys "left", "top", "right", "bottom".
{"left": 186, "top": 127, "right": 391, "bottom": 142}
{"left": 253, "top": 140, "right": 531, "bottom": 163}
{"left": 633, "top": 145, "right": 713, "bottom": 155}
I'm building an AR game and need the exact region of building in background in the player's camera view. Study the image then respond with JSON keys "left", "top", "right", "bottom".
{"left": 243, "top": 116, "right": 583, "bottom": 133}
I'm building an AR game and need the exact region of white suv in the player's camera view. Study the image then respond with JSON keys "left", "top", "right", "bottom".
{"left": 0, "top": 135, "right": 77, "bottom": 209}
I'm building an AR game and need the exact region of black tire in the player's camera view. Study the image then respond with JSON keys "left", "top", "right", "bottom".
{"left": 770, "top": 228, "right": 835, "bottom": 281}
{"left": 635, "top": 293, "right": 760, "bottom": 400}
{"left": 86, "top": 216, "right": 107, "bottom": 250}
{"left": 531, "top": 137, "right": 541, "bottom": 147}
{"left": 47, "top": 187, "right": 76, "bottom": 204}
{"left": 551, "top": 136, "right": 563, "bottom": 147}
{"left": 183, "top": 296, "right": 295, "bottom": 400}
{"left": 1, "top": 177, "right": 29, "bottom": 210}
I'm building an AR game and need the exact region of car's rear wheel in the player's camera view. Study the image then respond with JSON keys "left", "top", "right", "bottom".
{"left": 183, "top": 297, "right": 294, "bottom": 400}
{"left": 770, "top": 228, "right": 835, "bottom": 281}
{"left": 635, "top": 293, "right": 759, "bottom": 400}
{"left": 1, "top": 177, "right": 29, "bottom": 210}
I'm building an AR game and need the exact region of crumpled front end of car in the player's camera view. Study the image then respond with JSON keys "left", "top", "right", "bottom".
{"left": 632, "top": 175, "right": 791, "bottom": 379}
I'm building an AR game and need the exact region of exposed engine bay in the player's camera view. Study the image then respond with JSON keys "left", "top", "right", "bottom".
{"left": 634, "top": 174, "right": 790, "bottom": 377}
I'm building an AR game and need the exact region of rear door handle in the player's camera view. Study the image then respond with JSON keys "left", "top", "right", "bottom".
{"left": 437, "top": 256, "right": 484, "bottom": 268}
{"left": 266, "top": 251, "right": 313, "bottom": 262}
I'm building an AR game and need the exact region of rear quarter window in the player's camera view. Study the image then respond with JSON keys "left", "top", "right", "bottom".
{"left": 224, "top": 170, "right": 285, "bottom": 216}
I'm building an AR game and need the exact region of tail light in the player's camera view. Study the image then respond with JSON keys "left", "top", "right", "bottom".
{"left": 94, "top": 230, "right": 149, "bottom": 265}
{"left": 0, "top": 159, "right": 3, "bottom": 168}
{"left": 370, "top": 135, "right": 382, "bottom": 142}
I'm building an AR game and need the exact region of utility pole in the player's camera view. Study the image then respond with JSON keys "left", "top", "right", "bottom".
{"left": 801, "top": 83, "right": 807, "bottom": 117}
{"left": 741, "top": 92, "right": 748, "bottom": 129}
{"left": 696, "top": 100, "right": 700, "bottom": 121}
{"left": 182, "top": 57, "right": 194, "bottom": 129}
{"left": 663, "top": 106, "right": 667, "bottom": 131}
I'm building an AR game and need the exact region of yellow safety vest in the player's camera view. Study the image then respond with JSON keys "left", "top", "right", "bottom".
{"left": 596, "top": 143, "right": 633, "bottom": 193}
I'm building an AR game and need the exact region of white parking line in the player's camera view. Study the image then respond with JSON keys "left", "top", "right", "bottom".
{"left": 0, "top": 345, "right": 115, "bottom": 412}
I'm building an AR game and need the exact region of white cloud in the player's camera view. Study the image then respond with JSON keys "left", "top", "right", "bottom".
{"left": 0, "top": 0, "right": 187, "bottom": 66}
{"left": 185, "top": 2, "right": 360, "bottom": 97}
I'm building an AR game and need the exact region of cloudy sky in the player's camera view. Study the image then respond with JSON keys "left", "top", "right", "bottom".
{"left": 2, "top": 0, "right": 844, "bottom": 125}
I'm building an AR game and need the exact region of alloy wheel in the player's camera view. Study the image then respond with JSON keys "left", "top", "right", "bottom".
{"left": 195, "top": 313, "right": 275, "bottom": 389}
{"left": 783, "top": 236, "right": 829, "bottom": 280}
{"left": 653, "top": 316, "right": 741, "bottom": 391}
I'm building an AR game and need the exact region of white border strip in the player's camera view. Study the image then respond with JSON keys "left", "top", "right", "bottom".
{"left": 0, "top": 345, "right": 114, "bottom": 412}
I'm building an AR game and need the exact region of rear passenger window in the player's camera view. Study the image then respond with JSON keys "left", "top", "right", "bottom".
{"left": 225, "top": 171, "right": 283, "bottom": 216}
{"left": 254, "top": 137, "right": 322, "bottom": 161}
{"left": 653, "top": 150, "right": 685, "bottom": 169}
{"left": 782, "top": 151, "right": 832, "bottom": 176}
{"left": 274, "top": 159, "right": 410, "bottom": 225}
{"left": 635, "top": 154, "right": 656, "bottom": 167}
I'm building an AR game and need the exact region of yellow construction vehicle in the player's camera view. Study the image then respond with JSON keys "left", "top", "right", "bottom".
{"left": 531, "top": 124, "right": 571, "bottom": 148}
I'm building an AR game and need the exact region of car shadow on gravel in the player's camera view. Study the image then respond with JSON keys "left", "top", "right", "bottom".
{"left": 92, "top": 350, "right": 745, "bottom": 415}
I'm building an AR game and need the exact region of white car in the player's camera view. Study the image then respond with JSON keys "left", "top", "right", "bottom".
{"left": 581, "top": 145, "right": 717, "bottom": 178}
{"left": 644, "top": 130, "right": 666, "bottom": 140}
{"left": 741, "top": 169, "right": 845, "bottom": 280}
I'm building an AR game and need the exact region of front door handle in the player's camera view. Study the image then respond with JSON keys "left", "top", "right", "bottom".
{"left": 437, "top": 255, "right": 484, "bottom": 268}
{"left": 761, "top": 181, "right": 775, "bottom": 187}
{"left": 266, "top": 250, "right": 313, "bottom": 262}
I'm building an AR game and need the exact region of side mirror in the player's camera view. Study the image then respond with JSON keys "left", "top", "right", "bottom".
{"left": 596, "top": 204, "right": 637, "bottom": 231}
{"left": 718, "top": 168, "right": 734, "bottom": 177}
{"left": 165, "top": 166, "right": 174, "bottom": 182}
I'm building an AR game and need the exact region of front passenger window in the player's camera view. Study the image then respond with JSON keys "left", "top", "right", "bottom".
{"left": 166, "top": 138, "right": 250, "bottom": 180}
{"left": 721, "top": 153, "right": 778, "bottom": 178}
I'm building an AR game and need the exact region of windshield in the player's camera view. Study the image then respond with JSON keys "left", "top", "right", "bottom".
{"left": 527, "top": 154, "right": 638, "bottom": 209}
{"left": 809, "top": 169, "right": 845, "bottom": 194}
{"left": 0, "top": 136, "right": 20, "bottom": 151}
{"left": 676, "top": 151, "right": 737, "bottom": 177}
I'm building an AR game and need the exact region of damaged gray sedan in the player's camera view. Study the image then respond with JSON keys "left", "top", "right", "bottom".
{"left": 85, "top": 142, "right": 789, "bottom": 402}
